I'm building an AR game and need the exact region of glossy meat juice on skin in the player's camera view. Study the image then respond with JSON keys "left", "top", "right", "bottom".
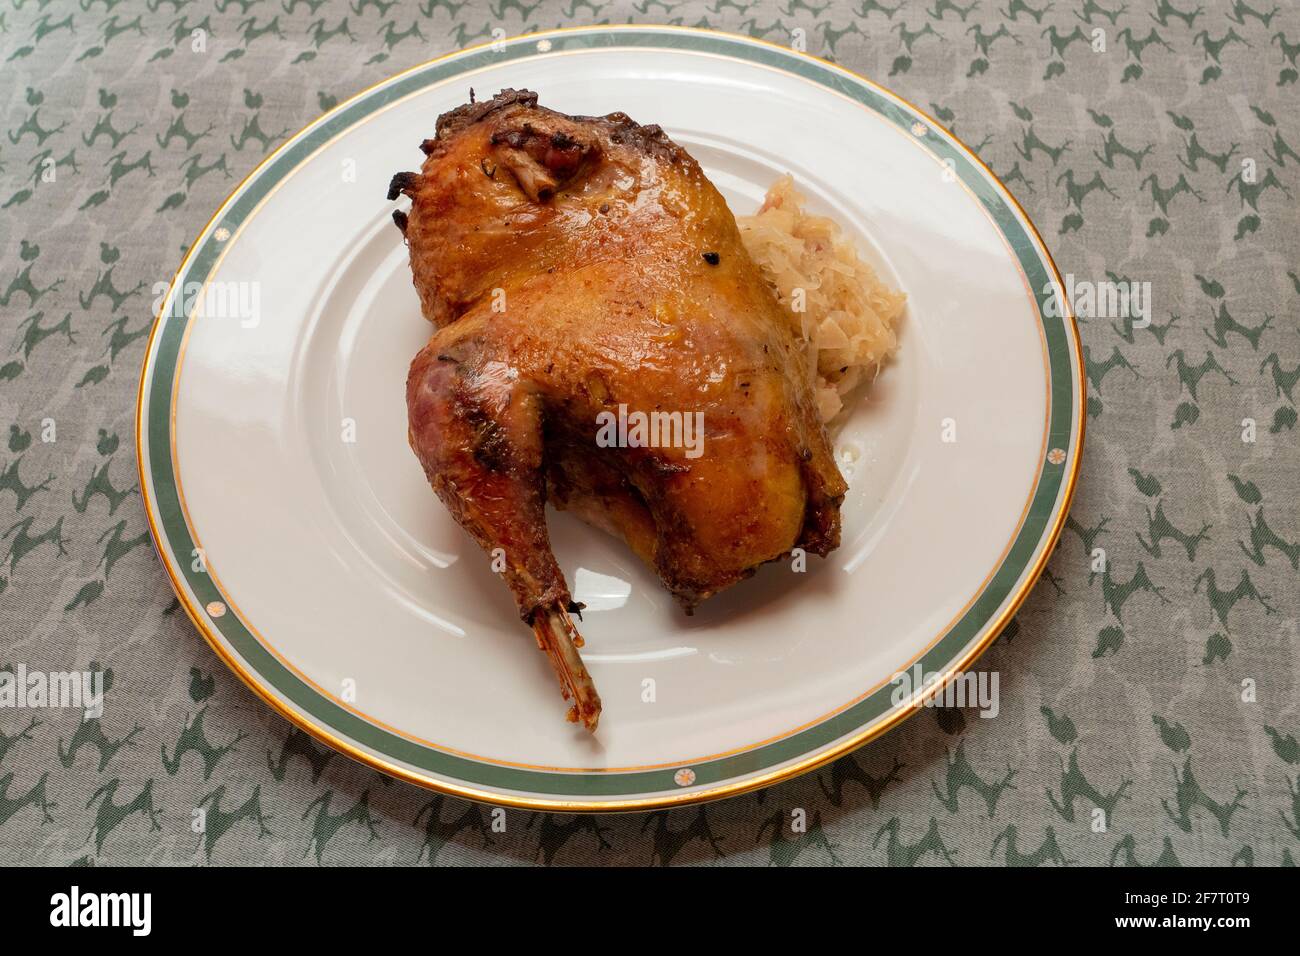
{"left": 390, "top": 90, "right": 847, "bottom": 730}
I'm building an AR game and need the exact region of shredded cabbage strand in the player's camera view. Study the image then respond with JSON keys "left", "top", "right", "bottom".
{"left": 737, "top": 175, "right": 906, "bottom": 422}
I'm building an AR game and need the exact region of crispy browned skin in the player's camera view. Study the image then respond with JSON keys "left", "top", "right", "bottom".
{"left": 392, "top": 90, "right": 846, "bottom": 730}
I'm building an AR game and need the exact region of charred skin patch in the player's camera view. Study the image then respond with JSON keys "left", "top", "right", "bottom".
{"left": 387, "top": 171, "right": 421, "bottom": 201}
{"left": 454, "top": 392, "right": 514, "bottom": 475}
{"left": 434, "top": 88, "right": 539, "bottom": 140}
{"left": 471, "top": 417, "right": 514, "bottom": 474}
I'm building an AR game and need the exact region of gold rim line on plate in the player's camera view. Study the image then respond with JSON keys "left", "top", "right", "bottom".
{"left": 136, "top": 25, "right": 1086, "bottom": 812}
{"left": 163, "top": 44, "right": 1054, "bottom": 775}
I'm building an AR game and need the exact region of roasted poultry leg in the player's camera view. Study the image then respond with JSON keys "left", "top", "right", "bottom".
{"left": 391, "top": 90, "right": 847, "bottom": 730}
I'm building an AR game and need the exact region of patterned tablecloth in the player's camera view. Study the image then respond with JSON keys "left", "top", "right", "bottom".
{"left": 1, "top": 0, "right": 1296, "bottom": 866}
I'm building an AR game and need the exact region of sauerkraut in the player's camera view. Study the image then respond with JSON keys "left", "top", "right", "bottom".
{"left": 737, "top": 175, "right": 906, "bottom": 422}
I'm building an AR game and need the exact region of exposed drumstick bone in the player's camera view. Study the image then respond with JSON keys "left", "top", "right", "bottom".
{"left": 531, "top": 603, "right": 601, "bottom": 732}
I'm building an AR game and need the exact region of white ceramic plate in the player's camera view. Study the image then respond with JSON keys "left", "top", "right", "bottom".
{"left": 138, "top": 26, "right": 1083, "bottom": 810}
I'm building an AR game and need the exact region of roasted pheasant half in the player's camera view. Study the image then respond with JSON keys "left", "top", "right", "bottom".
{"left": 390, "top": 90, "right": 847, "bottom": 730}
